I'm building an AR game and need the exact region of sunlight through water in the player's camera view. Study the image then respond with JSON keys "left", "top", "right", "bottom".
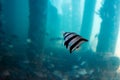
{"left": 115, "top": 23, "right": 120, "bottom": 58}
{"left": 90, "top": 0, "right": 102, "bottom": 52}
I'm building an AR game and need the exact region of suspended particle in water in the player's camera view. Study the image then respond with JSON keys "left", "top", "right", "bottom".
{"left": 8, "top": 44, "right": 14, "bottom": 48}
{"left": 26, "top": 38, "right": 32, "bottom": 43}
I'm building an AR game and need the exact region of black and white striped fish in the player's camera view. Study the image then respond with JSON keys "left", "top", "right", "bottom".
{"left": 63, "top": 32, "right": 88, "bottom": 53}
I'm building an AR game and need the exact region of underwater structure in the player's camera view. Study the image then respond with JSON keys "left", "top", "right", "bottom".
{"left": 0, "top": 0, "right": 120, "bottom": 80}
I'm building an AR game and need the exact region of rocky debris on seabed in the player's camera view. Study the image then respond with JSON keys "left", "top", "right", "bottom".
{"left": 0, "top": 47, "right": 120, "bottom": 80}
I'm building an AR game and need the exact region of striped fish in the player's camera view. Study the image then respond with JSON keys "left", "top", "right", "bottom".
{"left": 63, "top": 32, "right": 88, "bottom": 53}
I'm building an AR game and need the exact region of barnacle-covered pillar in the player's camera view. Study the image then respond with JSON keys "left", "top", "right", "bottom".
{"left": 97, "top": 0, "right": 120, "bottom": 55}
{"left": 28, "top": 0, "right": 48, "bottom": 70}
{"left": 96, "top": 0, "right": 120, "bottom": 79}
{"left": 2, "top": 0, "right": 16, "bottom": 35}
{"left": 80, "top": 0, "right": 96, "bottom": 40}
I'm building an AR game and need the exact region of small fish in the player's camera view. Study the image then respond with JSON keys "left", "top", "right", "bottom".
{"left": 63, "top": 32, "right": 88, "bottom": 53}
{"left": 50, "top": 37, "right": 63, "bottom": 41}
{"left": 95, "top": 34, "right": 98, "bottom": 38}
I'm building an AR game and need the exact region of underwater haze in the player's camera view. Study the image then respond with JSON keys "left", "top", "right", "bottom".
{"left": 0, "top": 0, "right": 120, "bottom": 80}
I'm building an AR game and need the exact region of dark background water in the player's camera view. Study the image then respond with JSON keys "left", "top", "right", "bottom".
{"left": 0, "top": 0, "right": 120, "bottom": 80}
